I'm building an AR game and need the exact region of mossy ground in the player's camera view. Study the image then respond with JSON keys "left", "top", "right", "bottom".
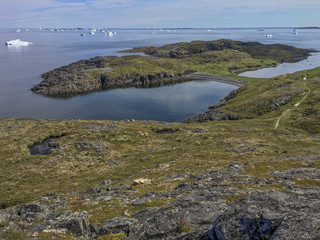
{"left": 88, "top": 49, "right": 277, "bottom": 84}
{"left": 1, "top": 67, "right": 320, "bottom": 222}
{"left": 1, "top": 50, "right": 320, "bottom": 239}
{"left": 119, "top": 39, "right": 313, "bottom": 83}
{"left": 34, "top": 39, "right": 315, "bottom": 97}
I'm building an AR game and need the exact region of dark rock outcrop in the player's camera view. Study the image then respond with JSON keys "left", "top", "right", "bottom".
{"left": 98, "top": 217, "right": 138, "bottom": 236}
{"left": 31, "top": 56, "right": 196, "bottom": 96}
{"left": 32, "top": 210, "right": 91, "bottom": 237}
{"left": 269, "top": 168, "right": 320, "bottom": 180}
{"left": 15, "top": 204, "right": 49, "bottom": 223}
{"left": 1, "top": 163, "right": 319, "bottom": 239}
{"left": 124, "top": 39, "right": 314, "bottom": 62}
{"left": 184, "top": 89, "right": 243, "bottom": 123}
{"left": 28, "top": 138, "right": 60, "bottom": 155}
{"left": 184, "top": 110, "right": 243, "bottom": 123}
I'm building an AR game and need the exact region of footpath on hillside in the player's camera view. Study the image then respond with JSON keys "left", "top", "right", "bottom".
{"left": 274, "top": 78, "right": 310, "bottom": 130}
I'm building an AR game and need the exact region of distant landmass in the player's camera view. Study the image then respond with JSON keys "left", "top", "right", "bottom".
{"left": 297, "top": 26, "right": 320, "bottom": 29}
{"left": 31, "top": 39, "right": 313, "bottom": 97}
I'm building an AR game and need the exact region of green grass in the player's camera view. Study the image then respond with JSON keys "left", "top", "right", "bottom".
{"left": 36, "top": 40, "right": 315, "bottom": 97}
{"left": 88, "top": 55, "right": 195, "bottom": 83}
{"left": 94, "top": 49, "right": 278, "bottom": 85}
{"left": 1, "top": 89, "right": 320, "bottom": 209}
{"left": 124, "top": 39, "right": 313, "bottom": 63}
{"left": 1, "top": 50, "right": 320, "bottom": 239}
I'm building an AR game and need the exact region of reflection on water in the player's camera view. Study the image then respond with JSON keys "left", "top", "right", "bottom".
{"left": 2, "top": 80, "right": 237, "bottom": 122}
{"left": 239, "top": 53, "right": 320, "bottom": 78}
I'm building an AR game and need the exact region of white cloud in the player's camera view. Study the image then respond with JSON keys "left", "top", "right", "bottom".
{"left": 0, "top": 0, "right": 319, "bottom": 27}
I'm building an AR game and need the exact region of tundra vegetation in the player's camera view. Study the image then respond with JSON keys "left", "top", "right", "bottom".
{"left": 1, "top": 40, "right": 320, "bottom": 239}
{"left": 31, "top": 39, "right": 312, "bottom": 96}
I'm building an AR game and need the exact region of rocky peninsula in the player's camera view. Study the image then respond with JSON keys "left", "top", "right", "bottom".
{"left": 31, "top": 39, "right": 313, "bottom": 96}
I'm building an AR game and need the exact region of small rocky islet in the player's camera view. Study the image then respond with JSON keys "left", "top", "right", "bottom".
{"left": 1, "top": 40, "right": 320, "bottom": 239}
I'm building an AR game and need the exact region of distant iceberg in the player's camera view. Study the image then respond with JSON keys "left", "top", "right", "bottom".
{"left": 5, "top": 39, "right": 32, "bottom": 46}
{"left": 105, "top": 31, "right": 116, "bottom": 36}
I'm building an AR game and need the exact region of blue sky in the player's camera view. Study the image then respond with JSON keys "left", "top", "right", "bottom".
{"left": 0, "top": 0, "right": 319, "bottom": 28}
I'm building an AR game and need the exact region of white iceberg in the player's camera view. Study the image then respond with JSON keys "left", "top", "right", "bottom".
{"left": 105, "top": 31, "right": 116, "bottom": 36}
{"left": 5, "top": 39, "right": 32, "bottom": 46}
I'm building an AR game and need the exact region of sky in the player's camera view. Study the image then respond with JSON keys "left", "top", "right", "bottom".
{"left": 0, "top": 0, "right": 319, "bottom": 28}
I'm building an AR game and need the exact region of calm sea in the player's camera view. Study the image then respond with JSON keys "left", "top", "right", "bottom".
{"left": 0, "top": 28, "right": 319, "bottom": 122}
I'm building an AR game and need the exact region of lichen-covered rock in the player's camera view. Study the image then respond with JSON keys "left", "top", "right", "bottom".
{"left": 269, "top": 168, "right": 320, "bottom": 180}
{"left": 184, "top": 109, "right": 243, "bottom": 123}
{"left": 15, "top": 204, "right": 49, "bottom": 222}
{"left": 202, "top": 189, "right": 320, "bottom": 239}
{"left": 1, "top": 162, "right": 320, "bottom": 239}
{"left": 99, "top": 217, "right": 138, "bottom": 236}
{"left": 0, "top": 209, "right": 16, "bottom": 222}
{"left": 33, "top": 211, "right": 91, "bottom": 237}
{"left": 192, "top": 128, "right": 209, "bottom": 133}
{"left": 132, "top": 192, "right": 157, "bottom": 206}
{"left": 74, "top": 140, "right": 108, "bottom": 154}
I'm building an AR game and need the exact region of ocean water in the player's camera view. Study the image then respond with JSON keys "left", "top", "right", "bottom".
{"left": 239, "top": 52, "right": 320, "bottom": 78}
{"left": 0, "top": 28, "right": 319, "bottom": 122}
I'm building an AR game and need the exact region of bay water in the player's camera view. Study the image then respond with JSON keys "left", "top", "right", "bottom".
{"left": 0, "top": 28, "right": 319, "bottom": 121}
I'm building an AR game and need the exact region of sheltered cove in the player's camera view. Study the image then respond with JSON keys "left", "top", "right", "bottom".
{"left": 30, "top": 39, "right": 314, "bottom": 123}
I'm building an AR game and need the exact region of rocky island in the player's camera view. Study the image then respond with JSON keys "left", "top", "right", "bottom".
{"left": 31, "top": 39, "right": 313, "bottom": 96}
{"left": 1, "top": 40, "right": 320, "bottom": 239}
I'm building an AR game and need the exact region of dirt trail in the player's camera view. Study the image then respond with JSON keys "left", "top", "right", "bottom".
{"left": 274, "top": 80, "right": 310, "bottom": 130}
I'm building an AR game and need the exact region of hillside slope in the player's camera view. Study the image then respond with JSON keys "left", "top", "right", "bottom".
{"left": 1, "top": 66, "right": 320, "bottom": 239}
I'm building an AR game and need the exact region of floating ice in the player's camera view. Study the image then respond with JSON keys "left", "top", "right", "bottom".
{"left": 5, "top": 39, "right": 32, "bottom": 46}
{"left": 105, "top": 31, "right": 116, "bottom": 36}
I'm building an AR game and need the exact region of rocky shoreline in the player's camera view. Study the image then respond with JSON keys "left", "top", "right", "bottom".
{"left": 184, "top": 73, "right": 246, "bottom": 87}
{"left": 31, "top": 68, "right": 243, "bottom": 98}
{"left": 31, "top": 39, "right": 313, "bottom": 97}
{"left": 31, "top": 56, "right": 197, "bottom": 96}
